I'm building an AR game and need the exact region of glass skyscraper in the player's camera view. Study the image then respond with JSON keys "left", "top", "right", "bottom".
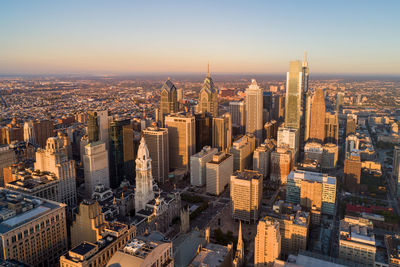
{"left": 285, "top": 61, "right": 303, "bottom": 129}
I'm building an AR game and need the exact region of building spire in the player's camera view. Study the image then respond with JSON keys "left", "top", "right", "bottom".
{"left": 207, "top": 61, "right": 210, "bottom": 77}
{"left": 303, "top": 51, "right": 308, "bottom": 67}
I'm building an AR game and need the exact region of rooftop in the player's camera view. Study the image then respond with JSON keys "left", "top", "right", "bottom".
{"left": 287, "top": 170, "right": 336, "bottom": 185}
{"left": 190, "top": 243, "right": 230, "bottom": 267}
{"left": 232, "top": 170, "right": 262, "bottom": 181}
{"left": 340, "top": 216, "right": 375, "bottom": 246}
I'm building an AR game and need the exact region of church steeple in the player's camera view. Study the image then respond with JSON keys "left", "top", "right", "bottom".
{"left": 233, "top": 221, "right": 244, "bottom": 267}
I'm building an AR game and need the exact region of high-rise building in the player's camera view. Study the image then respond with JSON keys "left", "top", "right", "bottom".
{"left": 159, "top": 78, "right": 178, "bottom": 124}
{"left": 346, "top": 114, "right": 357, "bottom": 136}
{"left": 83, "top": 141, "right": 110, "bottom": 196}
{"left": 285, "top": 61, "right": 303, "bottom": 130}
{"left": 344, "top": 152, "right": 362, "bottom": 193}
{"left": 253, "top": 143, "right": 274, "bottom": 178}
{"left": 229, "top": 101, "right": 246, "bottom": 133}
{"left": 303, "top": 91, "right": 311, "bottom": 143}
{"left": 109, "top": 118, "right": 134, "bottom": 188}
{"left": 264, "top": 120, "right": 278, "bottom": 140}
{"left": 272, "top": 94, "right": 284, "bottom": 122}
{"left": 23, "top": 121, "right": 36, "bottom": 145}
{"left": 345, "top": 134, "right": 359, "bottom": 158}
{"left": 309, "top": 88, "right": 326, "bottom": 143}
{"left": 265, "top": 203, "right": 309, "bottom": 257}
{"left": 300, "top": 54, "right": 310, "bottom": 147}
{"left": 263, "top": 91, "right": 272, "bottom": 124}
{"left": 321, "top": 143, "right": 338, "bottom": 170}
{"left": 270, "top": 147, "right": 293, "bottom": 184}
{"left": 135, "top": 137, "right": 155, "bottom": 213}
{"left": 254, "top": 217, "right": 281, "bottom": 267}
{"left": 194, "top": 113, "right": 212, "bottom": 153}
{"left": 339, "top": 216, "right": 376, "bottom": 267}
{"left": 324, "top": 112, "right": 339, "bottom": 144}
{"left": 165, "top": 113, "right": 196, "bottom": 171}
{"left": 143, "top": 126, "right": 169, "bottom": 184}
{"left": 286, "top": 170, "right": 337, "bottom": 215}
{"left": 35, "top": 137, "right": 77, "bottom": 207}
{"left": 336, "top": 92, "right": 344, "bottom": 113}
{"left": 70, "top": 200, "right": 106, "bottom": 248}
{"left": 230, "top": 170, "right": 263, "bottom": 223}
{"left": 206, "top": 152, "right": 233, "bottom": 195}
{"left": 277, "top": 126, "right": 299, "bottom": 161}
{"left": 212, "top": 113, "right": 232, "bottom": 152}
{"left": 177, "top": 88, "right": 183, "bottom": 101}
{"left": 0, "top": 145, "right": 16, "bottom": 186}
{"left": 0, "top": 189, "right": 67, "bottom": 267}
{"left": 393, "top": 146, "right": 400, "bottom": 197}
{"left": 33, "top": 119, "right": 54, "bottom": 148}
{"left": 190, "top": 146, "right": 218, "bottom": 187}
{"left": 230, "top": 134, "right": 256, "bottom": 171}
{"left": 246, "top": 79, "right": 263, "bottom": 142}
{"left": 87, "top": 111, "right": 100, "bottom": 143}
{"left": 199, "top": 67, "right": 218, "bottom": 117}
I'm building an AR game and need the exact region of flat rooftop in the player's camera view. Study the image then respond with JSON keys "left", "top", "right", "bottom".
{"left": 190, "top": 243, "right": 230, "bottom": 267}
{"left": 288, "top": 170, "right": 336, "bottom": 185}
{"left": 232, "top": 170, "right": 262, "bottom": 180}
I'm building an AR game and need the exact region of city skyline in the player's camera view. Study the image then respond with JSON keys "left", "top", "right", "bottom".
{"left": 1, "top": 0, "right": 400, "bottom": 75}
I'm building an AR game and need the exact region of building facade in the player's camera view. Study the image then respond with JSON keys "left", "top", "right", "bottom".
{"left": 246, "top": 79, "right": 263, "bottom": 142}
{"left": 206, "top": 152, "right": 233, "bottom": 195}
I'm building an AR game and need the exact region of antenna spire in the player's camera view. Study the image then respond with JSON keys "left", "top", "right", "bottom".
{"left": 303, "top": 51, "right": 308, "bottom": 67}
{"left": 207, "top": 61, "right": 210, "bottom": 77}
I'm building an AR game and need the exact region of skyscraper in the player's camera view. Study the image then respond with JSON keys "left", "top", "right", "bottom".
{"left": 393, "top": 146, "right": 400, "bottom": 197}
{"left": 229, "top": 101, "right": 246, "bottom": 133}
{"left": 33, "top": 119, "right": 54, "bottom": 148}
{"left": 23, "top": 120, "right": 36, "bottom": 145}
{"left": 309, "top": 88, "right": 326, "bottom": 143}
{"left": 195, "top": 112, "right": 212, "bottom": 152}
{"left": 277, "top": 126, "right": 299, "bottom": 161}
{"left": 135, "top": 137, "right": 155, "bottom": 213}
{"left": 272, "top": 94, "right": 284, "bottom": 122}
{"left": 325, "top": 112, "right": 339, "bottom": 144}
{"left": 159, "top": 78, "right": 178, "bottom": 124}
{"left": 230, "top": 134, "right": 256, "bottom": 171}
{"left": 143, "top": 126, "right": 169, "bottom": 184}
{"left": 300, "top": 53, "right": 310, "bottom": 146}
{"left": 190, "top": 146, "right": 218, "bottom": 187}
{"left": 199, "top": 65, "right": 218, "bottom": 117}
{"left": 285, "top": 60, "right": 303, "bottom": 129}
{"left": 254, "top": 217, "right": 281, "bottom": 267}
{"left": 83, "top": 141, "right": 110, "bottom": 195}
{"left": 246, "top": 79, "right": 263, "bottom": 142}
{"left": 206, "top": 152, "right": 233, "bottom": 195}
{"left": 87, "top": 111, "right": 100, "bottom": 143}
{"left": 109, "top": 118, "right": 134, "bottom": 188}
{"left": 165, "top": 113, "right": 196, "bottom": 171}
{"left": 35, "top": 137, "right": 77, "bottom": 207}
{"left": 212, "top": 113, "right": 232, "bottom": 152}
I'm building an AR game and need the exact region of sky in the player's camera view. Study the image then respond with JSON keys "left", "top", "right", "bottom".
{"left": 1, "top": 0, "right": 399, "bottom": 75}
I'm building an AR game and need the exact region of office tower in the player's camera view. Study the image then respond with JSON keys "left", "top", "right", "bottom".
{"left": 199, "top": 66, "right": 218, "bottom": 117}
{"left": 300, "top": 54, "right": 310, "bottom": 146}
{"left": 254, "top": 217, "right": 281, "bottom": 267}
{"left": 107, "top": 236, "right": 174, "bottom": 267}
{"left": 264, "top": 120, "right": 278, "bottom": 140}
{"left": 277, "top": 126, "right": 299, "bottom": 161}
{"left": 233, "top": 222, "right": 244, "bottom": 267}
{"left": 344, "top": 152, "right": 362, "bottom": 193}
{"left": 286, "top": 170, "right": 337, "bottom": 215}
{"left": 346, "top": 114, "right": 357, "bottom": 136}
{"left": 61, "top": 223, "right": 136, "bottom": 267}
{"left": 336, "top": 92, "right": 344, "bottom": 113}
{"left": 309, "top": 88, "right": 326, "bottom": 143}
{"left": 384, "top": 234, "right": 400, "bottom": 266}
{"left": 266, "top": 204, "right": 309, "bottom": 256}
{"left": 263, "top": 91, "right": 272, "bottom": 124}
{"left": 270, "top": 147, "right": 293, "bottom": 184}
{"left": 246, "top": 79, "right": 263, "bottom": 141}
{"left": 70, "top": 200, "right": 106, "bottom": 248}
{"left": 142, "top": 126, "right": 169, "bottom": 184}
{"left": 304, "top": 142, "right": 323, "bottom": 162}
{"left": 87, "top": 111, "right": 100, "bottom": 142}
{"left": 33, "top": 119, "right": 54, "bottom": 148}
{"left": 253, "top": 143, "right": 273, "bottom": 178}
{"left": 165, "top": 113, "right": 196, "bottom": 171}
{"left": 229, "top": 101, "right": 246, "bottom": 133}
{"left": 272, "top": 94, "right": 284, "bottom": 122}
{"left": 0, "top": 145, "right": 16, "bottom": 186}
{"left": 0, "top": 189, "right": 67, "bottom": 266}
{"left": 321, "top": 143, "right": 338, "bottom": 169}
{"left": 35, "top": 137, "right": 77, "bottom": 207}
{"left": 230, "top": 170, "right": 263, "bottom": 223}
{"left": 135, "top": 137, "right": 155, "bottom": 213}
{"left": 212, "top": 113, "right": 232, "bottom": 152}
{"left": 109, "top": 118, "right": 134, "bottom": 188}
{"left": 194, "top": 112, "right": 212, "bottom": 152}
{"left": 324, "top": 112, "right": 339, "bottom": 144}
{"left": 177, "top": 88, "right": 183, "bottom": 101}
{"left": 339, "top": 216, "right": 376, "bottom": 267}
{"left": 23, "top": 121, "right": 36, "bottom": 145}
{"left": 206, "top": 152, "right": 233, "bottom": 195}
{"left": 303, "top": 91, "right": 311, "bottom": 143}
{"left": 230, "top": 134, "right": 256, "bottom": 171}
{"left": 345, "top": 134, "right": 359, "bottom": 157}
{"left": 5, "top": 169, "right": 60, "bottom": 202}
{"left": 285, "top": 60, "right": 303, "bottom": 129}
{"left": 393, "top": 146, "right": 400, "bottom": 197}
{"left": 83, "top": 142, "right": 110, "bottom": 196}
{"left": 190, "top": 146, "right": 218, "bottom": 186}
{"left": 159, "top": 78, "right": 178, "bottom": 124}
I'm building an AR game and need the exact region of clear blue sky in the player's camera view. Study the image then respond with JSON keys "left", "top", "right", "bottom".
{"left": 1, "top": 0, "right": 399, "bottom": 75}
